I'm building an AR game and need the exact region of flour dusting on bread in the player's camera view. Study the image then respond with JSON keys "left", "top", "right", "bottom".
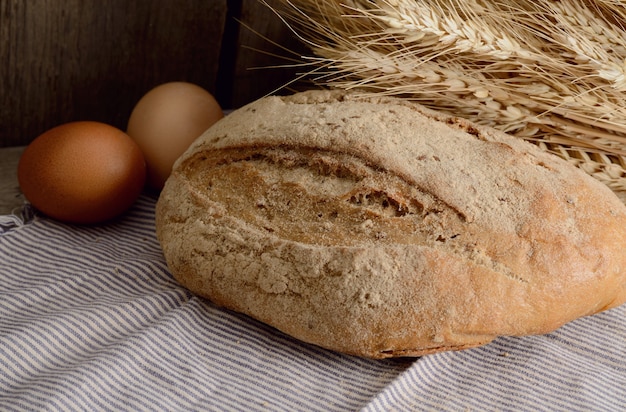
{"left": 156, "top": 90, "right": 626, "bottom": 358}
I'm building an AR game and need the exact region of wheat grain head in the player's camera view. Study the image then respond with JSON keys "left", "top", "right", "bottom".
{"left": 270, "top": 0, "right": 626, "bottom": 200}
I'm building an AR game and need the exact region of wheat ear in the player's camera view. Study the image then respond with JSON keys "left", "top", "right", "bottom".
{"left": 272, "top": 0, "right": 626, "bottom": 201}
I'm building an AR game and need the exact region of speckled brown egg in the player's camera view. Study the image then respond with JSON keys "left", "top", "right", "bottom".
{"left": 17, "top": 121, "right": 146, "bottom": 224}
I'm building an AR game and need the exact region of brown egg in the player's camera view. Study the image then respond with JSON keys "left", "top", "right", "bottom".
{"left": 127, "top": 82, "right": 224, "bottom": 190}
{"left": 18, "top": 121, "right": 146, "bottom": 224}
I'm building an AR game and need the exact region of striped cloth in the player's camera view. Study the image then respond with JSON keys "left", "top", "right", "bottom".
{"left": 1, "top": 195, "right": 625, "bottom": 411}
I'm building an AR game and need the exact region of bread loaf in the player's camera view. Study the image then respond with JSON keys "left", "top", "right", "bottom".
{"left": 155, "top": 90, "right": 626, "bottom": 358}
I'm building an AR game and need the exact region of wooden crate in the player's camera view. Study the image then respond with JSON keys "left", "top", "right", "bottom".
{"left": 0, "top": 0, "right": 308, "bottom": 147}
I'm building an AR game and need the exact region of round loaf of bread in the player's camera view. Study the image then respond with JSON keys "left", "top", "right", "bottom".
{"left": 155, "top": 90, "right": 626, "bottom": 358}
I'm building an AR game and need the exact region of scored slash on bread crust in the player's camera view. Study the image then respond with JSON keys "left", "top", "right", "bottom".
{"left": 155, "top": 90, "right": 626, "bottom": 358}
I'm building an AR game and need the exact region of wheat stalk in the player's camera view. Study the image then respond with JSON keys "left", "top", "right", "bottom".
{"left": 271, "top": 0, "right": 626, "bottom": 201}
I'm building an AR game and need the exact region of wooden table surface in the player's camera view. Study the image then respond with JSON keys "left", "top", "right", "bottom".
{"left": 0, "top": 146, "right": 25, "bottom": 216}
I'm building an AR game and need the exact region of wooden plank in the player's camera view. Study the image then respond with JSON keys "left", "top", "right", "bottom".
{"left": 230, "top": 0, "right": 310, "bottom": 109}
{"left": 0, "top": 0, "right": 227, "bottom": 147}
{"left": 0, "top": 146, "right": 25, "bottom": 215}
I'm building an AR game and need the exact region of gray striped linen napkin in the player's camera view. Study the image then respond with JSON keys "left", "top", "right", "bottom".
{"left": 1, "top": 196, "right": 625, "bottom": 411}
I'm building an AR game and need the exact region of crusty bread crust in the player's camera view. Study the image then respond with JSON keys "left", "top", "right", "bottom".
{"left": 155, "top": 90, "right": 626, "bottom": 358}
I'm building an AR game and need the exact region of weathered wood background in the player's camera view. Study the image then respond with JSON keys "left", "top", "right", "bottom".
{"left": 0, "top": 0, "right": 307, "bottom": 147}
